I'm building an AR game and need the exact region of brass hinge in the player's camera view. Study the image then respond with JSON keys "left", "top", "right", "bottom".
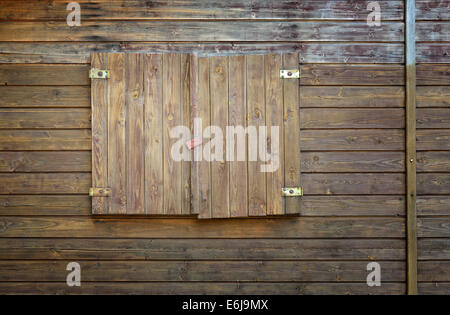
{"left": 89, "top": 187, "right": 111, "bottom": 197}
{"left": 280, "top": 69, "right": 300, "bottom": 79}
{"left": 282, "top": 187, "right": 303, "bottom": 197}
{"left": 89, "top": 69, "right": 109, "bottom": 79}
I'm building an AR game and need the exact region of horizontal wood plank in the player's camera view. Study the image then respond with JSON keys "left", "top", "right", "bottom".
{"left": 417, "top": 64, "right": 450, "bottom": 86}
{"left": 0, "top": 64, "right": 89, "bottom": 86}
{"left": 0, "top": 260, "right": 405, "bottom": 282}
{"left": 417, "top": 196, "right": 450, "bottom": 216}
{"left": 417, "top": 86, "right": 450, "bottom": 107}
{"left": 417, "top": 152, "right": 450, "bottom": 172}
{"left": 0, "top": 151, "right": 91, "bottom": 172}
{"left": 0, "top": 21, "right": 404, "bottom": 42}
{"left": 300, "top": 65, "right": 405, "bottom": 86}
{"left": 416, "top": 22, "right": 450, "bottom": 42}
{"left": 0, "top": 238, "right": 405, "bottom": 260}
{"left": 419, "top": 239, "right": 450, "bottom": 260}
{"left": 419, "top": 261, "right": 450, "bottom": 281}
{"left": 0, "top": 43, "right": 405, "bottom": 64}
{"left": 0, "top": 109, "right": 90, "bottom": 129}
{"left": 417, "top": 108, "right": 450, "bottom": 128}
{"left": 0, "top": 0, "right": 404, "bottom": 21}
{"left": 0, "top": 195, "right": 90, "bottom": 216}
{"left": 300, "top": 86, "right": 405, "bottom": 108}
{"left": 417, "top": 173, "right": 450, "bottom": 195}
{"left": 301, "top": 152, "right": 404, "bottom": 173}
{"left": 419, "top": 218, "right": 450, "bottom": 237}
{"left": 300, "top": 130, "right": 404, "bottom": 151}
{"left": 0, "top": 130, "right": 91, "bottom": 150}
{"left": 417, "top": 130, "right": 450, "bottom": 150}
{"left": 301, "top": 196, "right": 404, "bottom": 216}
{"left": 416, "top": 1, "right": 450, "bottom": 20}
{"left": 0, "top": 86, "right": 90, "bottom": 107}
{"left": 301, "top": 109, "right": 404, "bottom": 129}
{"left": 0, "top": 217, "right": 405, "bottom": 238}
{"left": 417, "top": 44, "right": 450, "bottom": 64}
{"left": 419, "top": 283, "right": 450, "bottom": 295}
{"left": 0, "top": 173, "right": 90, "bottom": 194}
{"left": 0, "top": 282, "right": 406, "bottom": 295}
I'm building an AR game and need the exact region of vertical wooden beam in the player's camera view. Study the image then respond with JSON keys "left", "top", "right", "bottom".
{"left": 405, "top": 0, "right": 418, "bottom": 295}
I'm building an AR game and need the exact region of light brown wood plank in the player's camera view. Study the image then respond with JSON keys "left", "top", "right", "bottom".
{"left": 419, "top": 218, "right": 450, "bottom": 237}
{"left": 0, "top": 173, "right": 90, "bottom": 194}
{"left": 0, "top": 86, "right": 90, "bottom": 107}
{"left": 107, "top": 53, "right": 126, "bottom": 214}
{"left": 300, "top": 65, "right": 405, "bottom": 86}
{"left": 180, "top": 54, "right": 191, "bottom": 215}
{"left": 247, "top": 55, "right": 266, "bottom": 216}
{"left": 300, "top": 130, "right": 405, "bottom": 151}
{"left": 303, "top": 173, "right": 405, "bottom": 195}
{"left": 417, "top": 108, "right": 450, "bottom": 128}
{"left": 90, "top": 53, "right": 109, "bottom": 215}
{"left": 417, "top": 151, "right": 450, "bottom": 172}
{"left": 0, "top": 151, "right": 90, "bottom": 172}
{"left": 228, "top": 56, "right": 248, "bottom": 218}
{"left": 0, "top": 21, "right": 404, "bottom": 42}
{"left": 0, "top": 130, "right": 91, "bottom": 150}
{"left": 0, "top": 238, "right": 405, "bottom": 260}
{"left": 301, "top": 152, "right": 404, "bottom": 173}
{"left": 300, "top": 86, "right": 405, "bottom": 108}
{"left": 0, "top": 217, "right": 405, "bottom": 238}
{"left": 417, "top": 86, "right": 450, "bottom": 107}
{"left": 144, "top": 54, "right": 164, "bottom": 215}
{"left": 301, "top": 108, "right": 404, "bottom": 129}
{"left": 125, "top": 53, "right": 144, "bottom": 214}
{"left": 417, "top": 130, "right": 450, "bottom": 150}
{"left": 0, "top": 64, "right": 89, "bottom": 85}
{"left": 419, "top": 239, "right": 450, "bottom": 260}
{"left": 417, "top": 64, "right": 450, "bottom": 86}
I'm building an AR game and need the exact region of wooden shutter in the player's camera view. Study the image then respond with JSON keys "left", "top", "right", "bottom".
{"left": 190, "top": 53, "right": 301, "bottom": 218}
{"left": 91, "top": 53, "right": 191, "bottom": 215}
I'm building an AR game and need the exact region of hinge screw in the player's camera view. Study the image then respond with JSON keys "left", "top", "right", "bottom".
{"left": 410, "top": 158, "right": 414, "bottom": 163}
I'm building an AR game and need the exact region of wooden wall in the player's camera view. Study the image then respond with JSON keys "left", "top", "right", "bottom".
{"left": 0, "top": 0, "right": 448, "bottom": 294}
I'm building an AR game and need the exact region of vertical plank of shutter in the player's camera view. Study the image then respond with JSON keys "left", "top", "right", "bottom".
{"left": 209, "top": 56, "right": 230, "bottom": 218}
{"left": 180, "top": 54, "right": 191, "bottom": 215}
{"left": 125, "top": 53, "right": 144, "bottom": 214}
{"left": 190, "top": 54, "right": 200, "bottom": 215}
{"left": 228, "top": 55, "right": 248, "bottom": 218}
{"left": 247, "top": 55, "right": 267, "bottom": 216}
{"left": 283, "top": 53, "right": 301, "bottom": 214}
{"left": 197, "top": 57, "right": 212, "bottom": 218}
{"left": 144, "top": 54, "right": 164, "bottom": 215}
{"left": 265, "top": 54, "right": 284, "bottom": 215}
{"left": 108, "top": 53, "right": 127, "bottom": 214}
{"left": 163, "top": 53, "right": 182, "bottom": 215}
{"left": 91, "top": 53, "right": 109, "bottom": 214}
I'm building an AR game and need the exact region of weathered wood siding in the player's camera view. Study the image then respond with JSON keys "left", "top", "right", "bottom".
{"left": 0, "top": 0, "right": 447, "bottom": 294}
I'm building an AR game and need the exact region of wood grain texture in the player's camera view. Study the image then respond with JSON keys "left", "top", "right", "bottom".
{"left": 417, "top": 130, "right": 450, "bottom": 150}
{"left": 416, "top": 1, "right": 450, "bottom": 20}
{"left": 419, "top": 218, "right": 450, "bottom": 237}
{"left": 0, "top": 130, "right": 91, "bottom": 150}
{"left": 0, "top": 22, "right": 404, "bottom": 42}
{"left": 419, "top": 261, "right": 450, "bottom": 281}
{"left": 0, "top": 0, "right": 404, "bottom": 21}
{"left": 419, "top": 283, "right": 450, "bottom": 295}
{"left": 417, "top": 173, "right": 450, "bottom": 195}
{"left": 0, "top": 217, "right": 405, "bottom": 238}
{"left": 417, "top": 108, "right": 450, "bottom": 128}
{"left": 417, "top": 151, "right": 450, "bottom": 172}
{"left": 417, "top": 64, "right": 450, "bottom": 86}
{"left": 417, "top": 86, "right": 450, "bottom": 107}
{"left": 417, "top": 44, "right": 450, "bottom": 64}
{"left": 0, "top": 238, "right": 405, "bottom": 260}
{"left": 417, "top": 196, "right": 450, "bottom": 216}
{"left": 419, "top": 239, "right": 450, "bottom": 260}
{"left": 416, "top": 22, "right": 450, "bottom": 42}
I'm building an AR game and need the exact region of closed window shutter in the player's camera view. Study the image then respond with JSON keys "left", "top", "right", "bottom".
{"left": 91, "top": 53, "right": 191, "bottom": 215}
{"left": 91, "top": 52, "right": 300, "bottom": 217}
{"left": 190, "top": 53, "right": 301, "bottom": 218}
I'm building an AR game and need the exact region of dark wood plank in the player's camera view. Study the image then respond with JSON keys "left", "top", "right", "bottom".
{"left": 303, "top": 173, "right": 405, "bottom": 195}
{"left": 0, "top": 21, "right": 404, "bottom": 42}
{"left": 417, "top": 86, "right": 450, "bottom": 107}
{"left": 301, "top": 152, "right": 404, "bottom": 173}
{"left": 300, "top": 86, "right": 405, "bottom": 108}
{"left": 0, "top": 282, "right": 406, "bottom": 295}
{"left": 417, "top": 108, "right": 450, "bottom": 128}
{"left": 0, "top": 238, "right": 405, "bottom": 260}
{"left": 0, "top": 86, "right": 90, "bottom": 107}
{"left": 419, "top": 283, "right": 450, "bottom": 295}
{"left": 417, "top": 173, "right": 450, "bottom": 195}
{"left": 417, "top": 44, "right": 450, "bottom": 64}
{"left": 0, "top": 64, "right": 89, "bottom": 85}
{"left": 0, "top": 0, "right": 404, "bottom": 20}
{"left": 0, "top": 173, "right": 90, "bottom": 194}
{"left": 0, "top": 130, "right": 91, "bottom": 150}
{"left": 417, "top": 130, "right": 450, "bottom": 150}
{"left": 0, "top": 217, "right": 405, "bottom": 238}
{"left": 419, "top": 261, "right": 450, "bottom": 281}
{"left": 0, "top": 43, "right": 405, "bottom": 64}
{"left": 416, "top": 1, "right": 450, "bottom": 20}
{"left": 417, "top": 151, "right": 450, "bottom": 172}
{"left": 0, "top": 151, "right": 90, "bottom": 172}
{"left": 0, "top": 260, "right": 405, "bottom": 282}
{"left": 419, "top": 218, "right": 450, "bottom": 237}
{"left": 417, "top": 64, "right": 450, "bottom": 86}
{"left": 301, "top": 196, "right": 404, "bottom": 216}
{"left": 416, "top": 22, "right": 450, "bottom": 42}
{"left": 419, "top": 239, "right": 450, "bottom": 260}
{"left": 301, "top": 109, "right": 404, "bottom": 129}
{"left": 0, "top": 195, "right": 90, "bottom": 216}
{"left": 417, "top": 196, "right": 450, "bottom": 216}
{"left": 300, "top": 130, "right": 405, "bottom": 151}
{"left": 300, "top": 65, "right": 405, "bottom": 86}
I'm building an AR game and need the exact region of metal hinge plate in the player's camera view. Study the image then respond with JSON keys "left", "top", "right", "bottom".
{"left": 280, "top": 69, "right": 300, "bottom": 79}
{"left": 282, "top": 187, "right": 303, "bottom": 197}
{"left": 89, "top": 69, "right": 109, "bottom": 79}
{"left": 89, "top": 187, "right": 111, "bottom": 197}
